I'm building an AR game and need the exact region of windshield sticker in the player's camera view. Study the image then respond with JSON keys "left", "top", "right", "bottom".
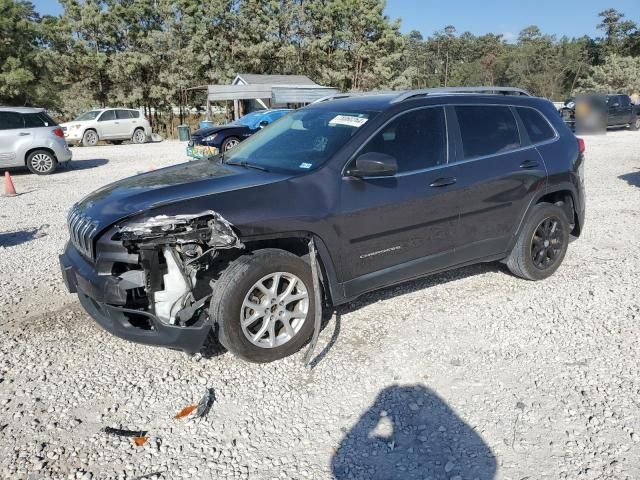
{"left": 329, "top": 115, "right": 368, "bottom": 128}
{"left": 299, "top": 162, "right": 312, "bottom": 169}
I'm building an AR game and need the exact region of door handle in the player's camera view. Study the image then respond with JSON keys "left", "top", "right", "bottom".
{"left": 520, "top": 160, "right": 539, "bottom": 169}
{"left": 19, "top": 132, "right": 31, "bottom": 136}
{"left": 429, "top": 177, "right": 457, "bottom": 188}
{"left": 114, "top": 122, "right": 119, "bottom": 124}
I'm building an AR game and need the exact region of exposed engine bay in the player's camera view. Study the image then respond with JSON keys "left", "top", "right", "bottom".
{"left": 111, "top": 211, "right": 244, "bottom": 327}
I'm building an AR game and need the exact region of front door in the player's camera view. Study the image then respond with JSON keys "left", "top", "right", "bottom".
{"left": 451, "top": 105, "right": 548, "bottom": 261}
{"left": 335, "top": 106, "right": 462, "bottom": 295}
{"left": 97, "top": 110, "right": 118, "bottom": 138}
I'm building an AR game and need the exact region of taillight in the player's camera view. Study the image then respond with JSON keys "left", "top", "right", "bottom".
{"left": 53, "top": 128, "right": 64, "bottom": 138}
{"left": 577, "top": 137, "right": 585, "bottom": 154}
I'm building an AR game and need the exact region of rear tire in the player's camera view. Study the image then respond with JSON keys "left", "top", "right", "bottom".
{"left": 81, "top": 129, "right": 99, "bottom": 147}
{"left": 506, "top": 203, "right": 570, "bottom": 281}
{"left": 209, "top": 249, "right": 316, "bottom": 363}
{"left": 132, "top": 128, "right": 146, "bottom": 144}
{"left": 26, "top": 150, "right": 57, "bottom": 175}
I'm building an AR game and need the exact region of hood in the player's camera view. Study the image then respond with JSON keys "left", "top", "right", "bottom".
{"left": 193, "top": 124, "right": 247, "bottom": 137}
{"left": 60, "top": 120, "right": 93, "bottom": 127}
{"left": 75, "top": 159, "right": 289, "bottom": 228}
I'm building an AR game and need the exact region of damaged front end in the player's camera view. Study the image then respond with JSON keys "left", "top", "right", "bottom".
{"left": 112, "top": 211, "right": 244, "bottom": 326}
{"left": 60, "top": 210, "right": 244, "bottom": 352}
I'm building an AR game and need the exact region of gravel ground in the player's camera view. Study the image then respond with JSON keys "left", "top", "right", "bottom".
{"left": 0, "top": 132, "right": 639, "bottom": 480}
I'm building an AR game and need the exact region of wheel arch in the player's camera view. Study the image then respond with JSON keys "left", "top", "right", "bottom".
{"left": 241, "top": 232, "right": 343, "bottom": 306}
{"left": 24, "top": 146, "right": 57, "bottom": 165}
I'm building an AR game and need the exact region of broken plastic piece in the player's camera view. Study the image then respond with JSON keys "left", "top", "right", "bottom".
{"left": 133, "top": 436, "right": 148, "bottom": 446}
{"left": 195, "top": 388, "right": 215, "bottom": 418}
{"left": 103, "top": 426, "right": 148, "bottom": 438}
{"left": 303, "top": 237, "right": 323, "bottom": 366}
{"left": 174, "top": 404, "right": 197, "bottom": 419}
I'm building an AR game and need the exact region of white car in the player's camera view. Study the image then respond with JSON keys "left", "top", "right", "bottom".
{"left": 61, "top": 108, "right": 152, "bottom": 146}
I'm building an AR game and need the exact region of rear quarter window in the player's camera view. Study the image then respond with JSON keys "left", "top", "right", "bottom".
{"left": 455, "top": 105, "right": 521, "bottom": 160}
{"left": 516, "top": 107, "right": 556, "bottom": 144}
{"left": 23, "top": 112, "right": 57, "bottom": 128}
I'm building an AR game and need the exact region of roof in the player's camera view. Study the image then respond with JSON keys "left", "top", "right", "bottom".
{"left": 233, "top": 74, "right": 319, "bottom": 86}
{"left": 0, "top": 106, "right": 45, "bottom": 113}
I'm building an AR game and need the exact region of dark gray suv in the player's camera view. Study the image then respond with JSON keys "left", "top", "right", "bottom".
{"left": 60, "top": 87, "right": 586, "bottom": 362}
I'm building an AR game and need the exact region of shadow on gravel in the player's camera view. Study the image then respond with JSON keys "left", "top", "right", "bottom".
{"left": 332, "top": 385, "right": 496, "bottom": 480}
{"left": 619, "top": 170, "right": 640, "bottom": 188}
{"left": 63, "top": 158, "right": 109, "bottom": 171}
{"left": 0, "top": 225, "right": 48, "bottom": 247}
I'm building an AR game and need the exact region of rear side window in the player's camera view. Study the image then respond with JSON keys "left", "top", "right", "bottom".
{"left": 0, "top": 112, "right": 25, "bottom": 130}
{"left": 23, "top": 112, "right": 57, "bottom": 128}
{"left": 620, "top": 95, "right": 631, "bottom": 107}
{"left": 360, "top": 107, "right": 447, "bottom": 173}
{"left": 98, "top": 110, "right": 116, "bottom": 121}
{"left": 516, "top": 107, "right": 556, "bottom": 144}
{"left": 455, "top": 105, "right": 521, "bottom": 159}
{"left": 116, "top": 110, "right": 132, "bottom": 119}
{"left": 130, "top": 110, "right": 140, "bottom": 118}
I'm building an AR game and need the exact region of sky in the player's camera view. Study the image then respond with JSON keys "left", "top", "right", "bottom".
{"left": 31, "top": 0, "right": 640, "bottom": 41}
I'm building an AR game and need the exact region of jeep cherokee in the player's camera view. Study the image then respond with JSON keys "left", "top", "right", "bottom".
{"left": 59, "top": 87, "right": 586, "bottom": 363}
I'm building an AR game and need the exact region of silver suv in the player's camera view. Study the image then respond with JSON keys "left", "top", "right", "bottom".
{"left": 0, "top": 107, "right": 72, "bottom": 175}
{"left": 60, "top": 108, "right": 152, "bottom": 146}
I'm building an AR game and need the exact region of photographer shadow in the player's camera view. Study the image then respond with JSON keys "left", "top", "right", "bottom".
{"left": 332, "top": 385, "right": 496, "bottom": 480}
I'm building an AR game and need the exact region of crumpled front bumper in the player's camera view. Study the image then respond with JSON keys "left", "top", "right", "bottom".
{"left": 59, "top": 242, "right": 211, "bottom": 353}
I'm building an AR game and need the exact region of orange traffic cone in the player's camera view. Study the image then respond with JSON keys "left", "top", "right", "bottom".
{"left": 3, "top": 172, "right": 17, "bottom": 197}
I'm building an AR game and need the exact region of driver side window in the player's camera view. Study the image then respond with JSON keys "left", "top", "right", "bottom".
{"left": 359, "top": 107, "right": 447, "bottom": 173}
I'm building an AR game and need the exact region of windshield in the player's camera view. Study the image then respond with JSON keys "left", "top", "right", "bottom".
{"left": 233, "top": 111, "right": 268, "bottom": 127}
{"left": 224, "top": 108, "right": 378, "bottom": 173}
{"left": 74, "top": 110, "right": 102, "bottom": 121}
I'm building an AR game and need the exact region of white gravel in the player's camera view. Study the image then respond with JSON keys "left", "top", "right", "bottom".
{"left": 1, "top": 132, "right": 639, "bottom": 479}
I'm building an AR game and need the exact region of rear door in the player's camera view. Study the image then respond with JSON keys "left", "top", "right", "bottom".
{"left": 115, "top": 110, "right": 136, "bottom": 137}
{"left": 618, "top": 95, "right": 633, "bottom": 125}
{"left": 0, "top": 111, "right": 28, "bottom": 167}
{"left": 451, "top": 104, "right": 548, "bottom": 262}
{"left": 336, "top": 106, "right": 462, "bottom": 293}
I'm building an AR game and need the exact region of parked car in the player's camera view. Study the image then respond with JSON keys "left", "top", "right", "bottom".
{"left": 60, "top": 87, "right": 585, "bottom": 363}
{"left": 187, "top": 109, "right": 291, "bottom": 160}
{"left": 0, "top": 107, "right": 72, "bottom": 175}
{"left": 560, "top": 94, "right": 640, "bottom": 130}
{"left": 60, "top": 108, "right": 152, "bottom": 146}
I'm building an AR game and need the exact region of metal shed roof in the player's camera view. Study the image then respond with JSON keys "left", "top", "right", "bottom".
{"left": 233, "top": 74, "right": 319, "bottom": 86}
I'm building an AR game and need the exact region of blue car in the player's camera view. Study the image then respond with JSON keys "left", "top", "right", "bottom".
{"left": 187, "top": 109, "right": 291, "bottom": 159}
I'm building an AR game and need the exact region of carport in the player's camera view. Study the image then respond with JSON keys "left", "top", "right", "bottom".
{"left": 204, "top": 74, "right": 339, "bottom": 120}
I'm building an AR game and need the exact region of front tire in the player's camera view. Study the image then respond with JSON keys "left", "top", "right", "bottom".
{"left": 210, "top": 249, "right": 316, "bottom": 363}
{"left": 26, "top": 150, "right": 57, "bottom": 175}
{"left": 81, "top": 129, "right": 99, "bottom": 147}
{"left": 221, "top": 136, "right": 240, "bottom": 152}
{"left": 506, "top": 203, "right": 570, "bottom": 281}
{"left": 629, "top": 116, "right": 640, "bottom": 131}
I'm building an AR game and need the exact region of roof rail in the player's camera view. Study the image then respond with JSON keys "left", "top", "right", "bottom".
{"left": 312, "top": 91, "right": 394, "bottom": 104}
{"left": 390, "top": 86, "right": 531, "bottom": 104}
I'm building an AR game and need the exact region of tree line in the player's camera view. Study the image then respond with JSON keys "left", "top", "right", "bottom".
{"left": 1, "top": 0, "right": 639, "bottom": 135}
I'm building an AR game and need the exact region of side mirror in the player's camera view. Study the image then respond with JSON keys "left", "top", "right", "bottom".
{"left": 258, "top": 120, "right": 269, "bottom": 129}
{"left": 348, "top": 152, "right": 397, "bottom": 177}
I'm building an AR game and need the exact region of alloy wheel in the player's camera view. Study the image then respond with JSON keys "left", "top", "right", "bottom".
{"left": 30, "top": 153, "right": 54, "bottom": 173}
{"left": 530, "top": 216, "right": 564, "bottom": 270}
{"left": 224, "top": 139, "right": 239, "bottom": 151}
{"left": 84, "top": 131, "right": 98, "bottom": 146}
{"left": 240, "top": 272, "right": 309, "bottom": 349}
{"left": 133, "top": 130, "right": 146, "bottom": 143}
